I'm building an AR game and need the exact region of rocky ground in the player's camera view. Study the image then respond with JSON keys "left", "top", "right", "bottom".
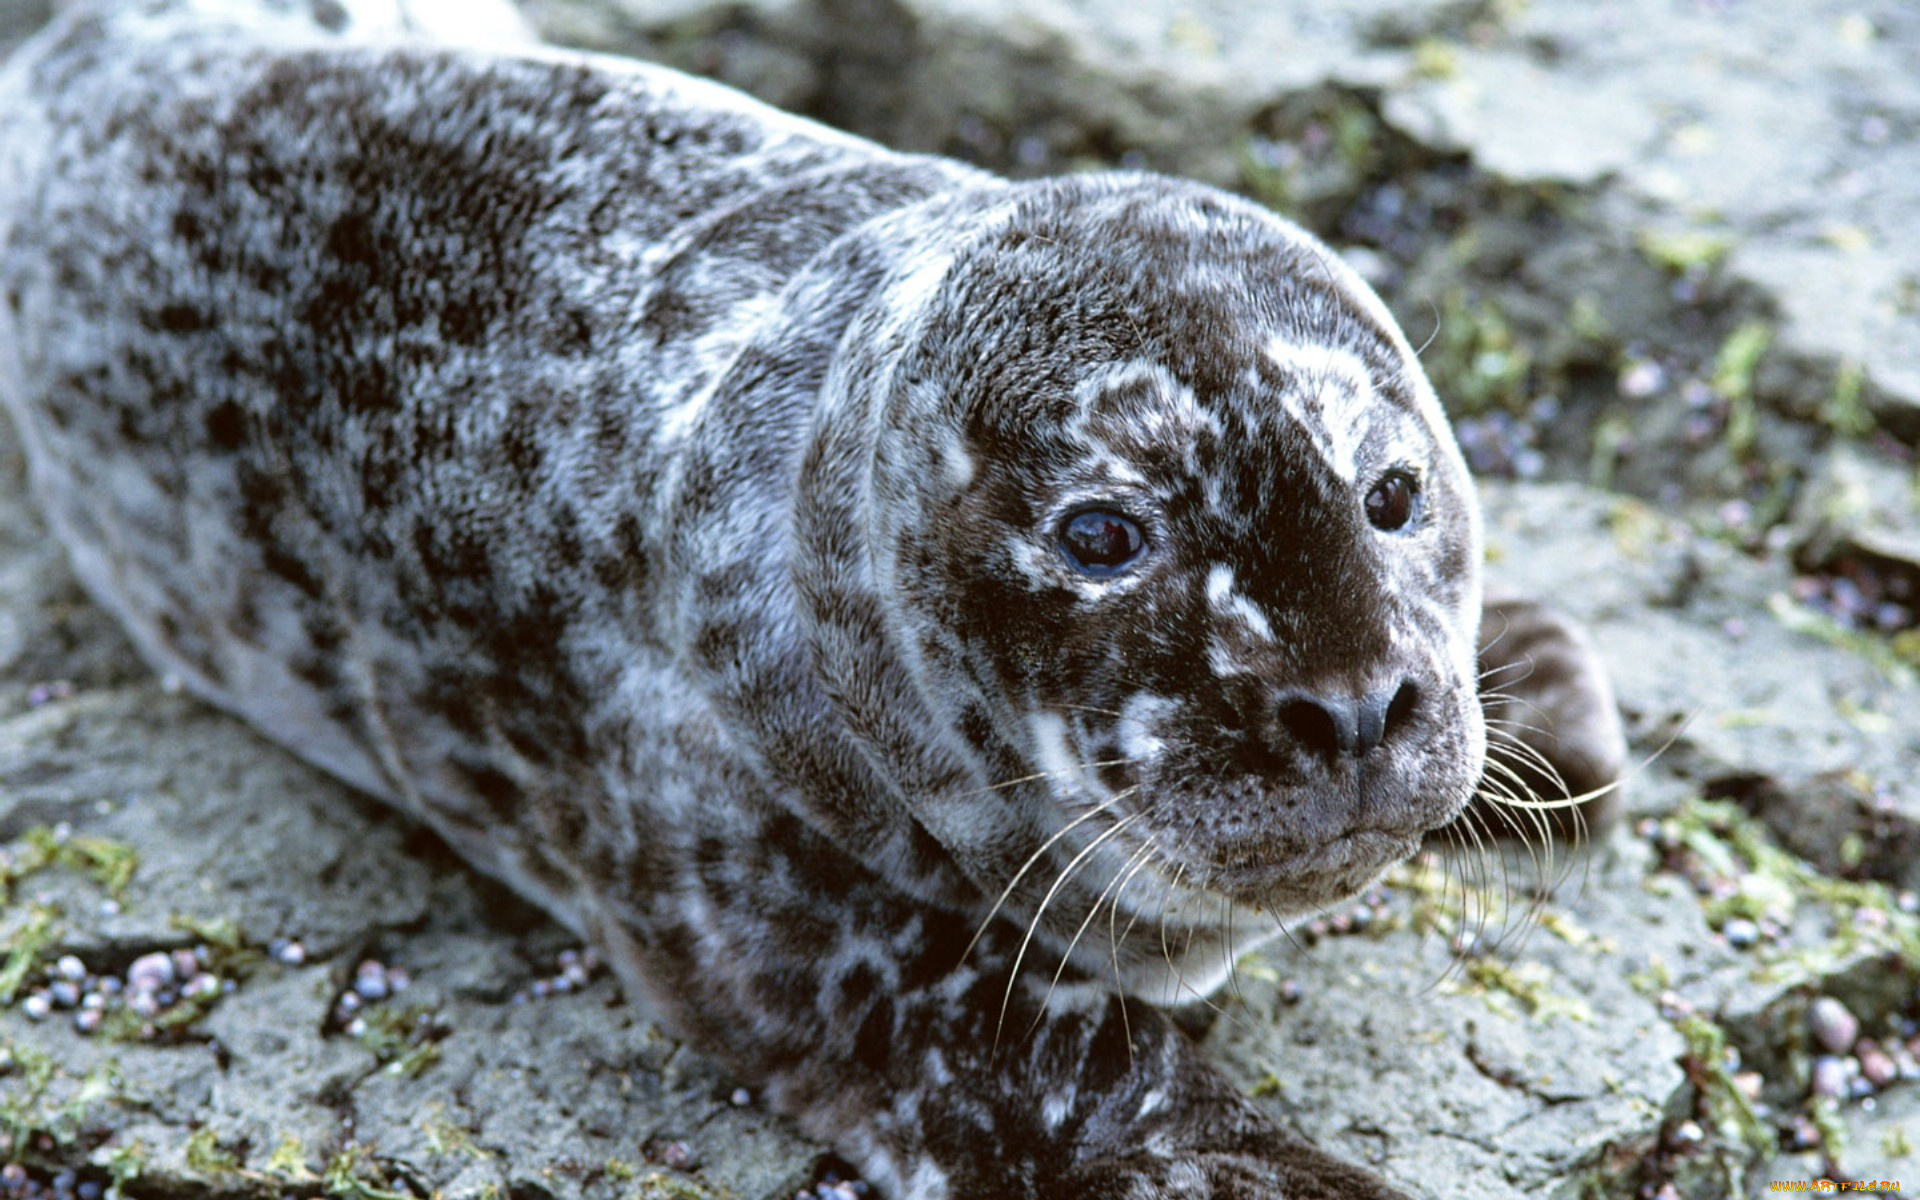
{"left": 3, "top": 0, "right": 1919, "bottom": 1197}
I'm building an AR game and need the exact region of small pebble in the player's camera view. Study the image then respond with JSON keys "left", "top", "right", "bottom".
{"left": 127, "top": 951, "right": 175, "bottom": 991}
{"left": 1277, "top": 979, "right": 1303, "bottom": 1006}
{"left": 1889, "top": 1040, "right": 1920, "bottom": 1080}
{"left": 47, "top": 980, "right": 80, "bottom": 1009}
{"left": 1669, "top": 1119, "right": 1704, "bottom": 1146}
{"left": 53, "top": 955, "right": 86, "bottom": 982}
{"left": 1618, "top": 359, "right": 1667, "bottom": 398}
{"left": 1721, "top": 917, "right": 1760, "bottom": 949}
{"left": 730, "top": 1088, "right": 752, "bottom": 1107}
{"left": 270, "top": 938, "right": 307, "bottom": 966}
{"left": 20, "top": 993, "right": 51, "bottom": 1021}
{"left": 353, "top": 960, "right": 390, "bottom": 1001}
{"left": 1810, "top": 1054, "right": 1850, "bottom": 1099}
{"left": 1787, "top": 1114, "right": 1822, "bottom": 1150}
{"left": 26, "top": 680, "right": 77, "bottom": 707}
{"left": 1809, "top": 996, "right": 1860, "bottom": 1055}
{"left": 657, "top": 1141, "right": 698, "bottom": 1171}
{"left": 73, "top": 1009, "right": 102, "bottom": 1034}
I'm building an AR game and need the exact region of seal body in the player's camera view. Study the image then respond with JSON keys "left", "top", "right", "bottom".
{"left": 0, "top": 3, "right": 1613, "bottom": 1196}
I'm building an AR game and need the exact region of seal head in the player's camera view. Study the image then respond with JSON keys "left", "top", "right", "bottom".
{"left": 801, "top": 175, "right": 1485, "bottom": 995}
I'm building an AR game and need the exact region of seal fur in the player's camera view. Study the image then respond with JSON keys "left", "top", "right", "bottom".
{"left": 0, "top": 3, "right": 1620, "bottom": 1195}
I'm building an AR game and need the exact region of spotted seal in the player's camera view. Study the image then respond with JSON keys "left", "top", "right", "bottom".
{"left": 0, "top": 1, "right": 1624, "bottom": 1195}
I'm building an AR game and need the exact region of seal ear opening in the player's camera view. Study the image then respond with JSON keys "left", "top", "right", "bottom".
{"left": 1450, "top": 596, "right": 1628, "bottom": 849}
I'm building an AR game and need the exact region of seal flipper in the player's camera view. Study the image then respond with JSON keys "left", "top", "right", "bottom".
{"left": 1462, "top": 595, "right": 1627, "bottom": 847}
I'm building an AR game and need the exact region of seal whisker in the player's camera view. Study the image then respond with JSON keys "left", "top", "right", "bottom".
{"left": 1429, "top": 808, "right": 1500, "bottom": 987}
{"left": 998, "top": 810, "right": 1141, "bottom": 1046}
{"left": 1037, "top": 823, "right": 1161, "bottom": 1029}
{"left": 962, "top": 792, "right": 1125, "bottom": 966}
{"left": 957, "top": 756, "right": 1136, "bottom": 800}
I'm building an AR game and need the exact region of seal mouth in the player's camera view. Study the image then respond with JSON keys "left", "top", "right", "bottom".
{"left": 1177, "top": 828, "right": 1423, "bottom": 912}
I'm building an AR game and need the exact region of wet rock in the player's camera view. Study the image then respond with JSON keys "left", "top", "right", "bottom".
{"left": 1707, "top": 770, "right": 1920, "bottom": 894}
{"left": 1790, "top": 440, "right": 1920, "bottom": 614}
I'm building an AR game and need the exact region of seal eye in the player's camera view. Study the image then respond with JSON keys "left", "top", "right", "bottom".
{"left": 1059, "top": 510, "right": 1146, "bottom": 575}
{"left": 1365, "top": 471, "right": 1420, "bottom": 532}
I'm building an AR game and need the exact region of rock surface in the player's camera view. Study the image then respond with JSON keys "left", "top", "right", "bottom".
{"left": 4, "top": 1, "right": 1920, "bottom": 1198}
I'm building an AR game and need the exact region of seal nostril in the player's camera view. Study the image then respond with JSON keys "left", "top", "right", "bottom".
{"left": 1278, "top": 696, "right": 1344, "bottom": 757}
{"left": 1384, "top": 679, "right": 1418, "bottom": 737}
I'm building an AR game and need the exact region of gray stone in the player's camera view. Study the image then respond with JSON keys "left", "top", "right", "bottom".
{"left": 1792, "top": 439, "right": 1920, "bottom": 581}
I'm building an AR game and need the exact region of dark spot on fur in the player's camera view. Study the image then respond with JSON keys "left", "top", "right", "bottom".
{"left": 851, "top": 997, "right": 895, "bottom": 1070}
{"left": 548, "top": 305, "right": 594, "bottom": 355}
{"left": 310, "top": 0, "right": 349, "bottom": 32}
{"left": 413, "top": 520, "right": 491, "bottom": 584}
{"left": 836, "top": 963, "right": 878, "bottom": 1020}
{"left": 261, "top": 541, "right": 325, "bottom": 600}
{"left": 204, "top": 400, "right": 248, "bottom": 450}
{"left": 326, "top": 211, "right": 378, "bottom": 264}
{"left": 360, "top": 453, "right": 403, "bottom": 511}
{"left": 461, "top": 761, "right": 521, "bottom": 823}
{"left": 338, "top": 356, "right": 396, "bottom": 414}
{"left": 694, "top": 619, "right": 744, "bottom": 672}
{"left": 292, "top": 647, "right": 341, "bottom": 692}
{"left": 592, "top": 512, "right": 648, "bottom": 592}
{"left": 502, "top": 421, "right": 545, "bottom": 482}
{"left": 148, "top": 303, "right": 212, "bottom": 333}
{"left": 442, "top": 298, "right": 489, "bottom": 346}
{"left": 549, "top": 506, "right": 584, "bottom": 571}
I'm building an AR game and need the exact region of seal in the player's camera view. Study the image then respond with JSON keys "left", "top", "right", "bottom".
{"left": 0, "top": 2, "right": 1624, "bottom": 1195}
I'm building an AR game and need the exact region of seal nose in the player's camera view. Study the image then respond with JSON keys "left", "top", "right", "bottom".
{"left": 1277, "top": 679, "right": 1419, "bottom": 759}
